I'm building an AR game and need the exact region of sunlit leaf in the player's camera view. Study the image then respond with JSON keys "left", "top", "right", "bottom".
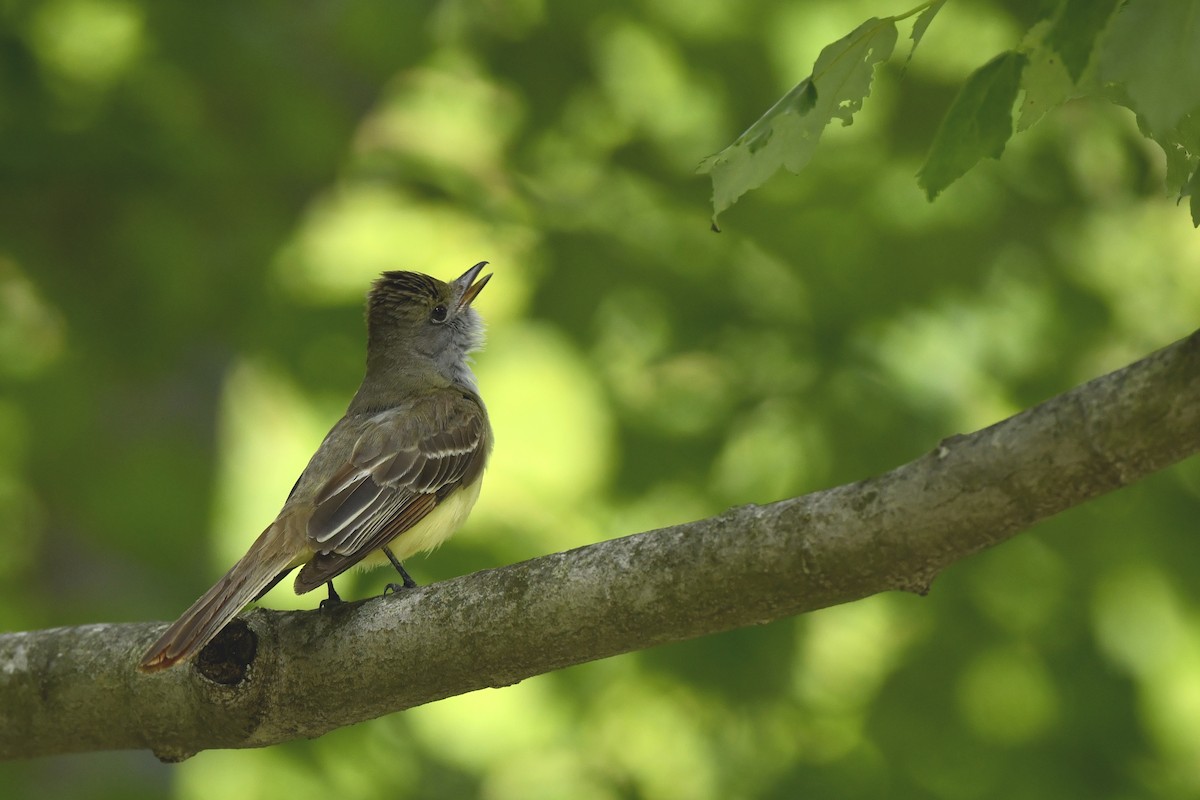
{"left": 815, "top": 19, "right": 897, "bottom": 130}
{"left": 918, "top": 51, "right": 1026, "bottom": 200}
{"left": 699, "top": 17, "right": 898, "bottom": 225}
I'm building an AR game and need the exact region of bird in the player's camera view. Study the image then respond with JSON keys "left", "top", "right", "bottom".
{"left": 139, "top": 262, "right": 494, "bottom": 671}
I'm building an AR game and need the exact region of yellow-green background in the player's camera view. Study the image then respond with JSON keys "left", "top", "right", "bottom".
{"left": 2, "top": 0, "right": 1199, "bottom": 797}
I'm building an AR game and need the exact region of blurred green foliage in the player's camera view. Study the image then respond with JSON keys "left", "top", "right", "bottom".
{"left": 705, "top": 0, "right": 1200, "bottom": 219}
{"left": 1, "top": 0, "right": 1198, "bottom": 798}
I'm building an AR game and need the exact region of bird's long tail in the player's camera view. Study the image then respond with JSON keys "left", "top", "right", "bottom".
{"left": 139, "top": 521, "right": 303, "bottom": 672}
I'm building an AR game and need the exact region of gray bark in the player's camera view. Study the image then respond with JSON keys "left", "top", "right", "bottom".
{"left": 1, "top": 329, "right": 1197, "bottom": 762}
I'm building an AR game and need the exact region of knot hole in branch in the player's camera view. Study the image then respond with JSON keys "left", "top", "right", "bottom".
{"left": 195, "top": 618, "right": 257, "bottom": 685}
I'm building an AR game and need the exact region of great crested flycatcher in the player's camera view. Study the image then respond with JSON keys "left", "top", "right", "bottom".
{"left": 139, "top": 262, "right": 494, "bottom": 672}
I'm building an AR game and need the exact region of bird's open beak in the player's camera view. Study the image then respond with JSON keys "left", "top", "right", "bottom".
{"left": 455, "top": 261, "right": 492, "bottom": 310}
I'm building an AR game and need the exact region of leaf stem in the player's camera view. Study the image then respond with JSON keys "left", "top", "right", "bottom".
{"left": 889, "top": 0, "right": 947, "bottom": 24}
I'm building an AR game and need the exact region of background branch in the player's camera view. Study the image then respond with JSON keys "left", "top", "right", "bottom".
{"left": 2, "top": 329, "right": 1197, "bottom": 762}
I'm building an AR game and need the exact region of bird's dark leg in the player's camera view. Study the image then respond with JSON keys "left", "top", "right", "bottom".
{"left": 382, "top": 546, "right": 418, "bottom": 594}
{"left": 320, "top": 581, "right": 342, "bottom": 609}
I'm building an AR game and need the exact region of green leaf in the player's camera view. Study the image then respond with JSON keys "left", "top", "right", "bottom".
{"left": 1046, "top": 0, "right": 1120, "bottom": 82}
{"left": 817, "top": 18, "right": 898, "bottom": 128}
{"left": 1189, "top": 169, "right": 1200, "bottom": 227}
{"left": 906, "top": 0, "right": 947, "bottom": 68}
{"left": 1017, "top": 21, "right": 1075, "bottom": 132}
{"left": 699, "top": 18, "right": 898, "bottom": 224}
{"left": 1099, "top": 0, "right": 1200, "bottom": 134}
{"left": 1154, "top": 110, "right": 1200, "bottom": 219}
{"left": 1138, "top": 111, "right": 1200, "bottom": 195}
{"left": 918, "top": 51, "right": 1027, "bottom": 200}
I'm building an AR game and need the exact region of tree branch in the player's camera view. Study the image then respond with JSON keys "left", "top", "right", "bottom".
{"left": 2, "top": 329, "right": 1198, "bottom": 762}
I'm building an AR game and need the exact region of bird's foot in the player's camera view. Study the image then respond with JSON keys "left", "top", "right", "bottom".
{"left": 382, "top": 546, "right": 419, "bottom": 590}
{"left": 319, "top": 581, "right": 343, "bottom": 609}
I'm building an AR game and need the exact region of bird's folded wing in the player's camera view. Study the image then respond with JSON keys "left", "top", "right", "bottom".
{"left": 294, "top": 393, "right": 488, "bottom": 591}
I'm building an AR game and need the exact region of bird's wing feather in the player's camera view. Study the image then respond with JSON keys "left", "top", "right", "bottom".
{"left": 294, "top": 392, "right": 488, "bottom": 592}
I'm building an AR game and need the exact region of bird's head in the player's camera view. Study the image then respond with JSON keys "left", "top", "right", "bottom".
{"left": 363, "top": 261, "right": 491, "bottom": 389}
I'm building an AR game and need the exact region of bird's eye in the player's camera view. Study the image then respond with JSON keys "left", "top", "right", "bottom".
{"left": 430, "top": 305, "right": 449, "bottom": 323}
